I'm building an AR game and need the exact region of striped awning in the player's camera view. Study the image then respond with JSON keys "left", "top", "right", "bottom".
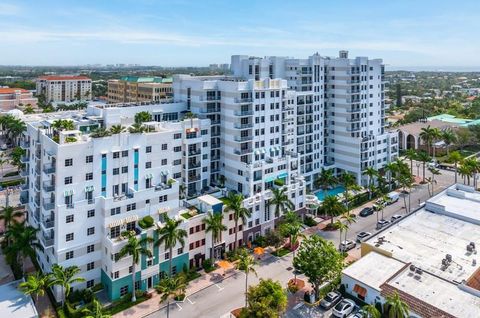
{"left": 124, "top": 215, "right": 139, "bottom": 224}
{"left": 85, "top": 185, "right": 95, "bottom": 192}
{"left": 145, "top": 173, "right": 153, "bottom": 179}
{"left": 63, "top": 189, "right": 74, "bottom": 197}
{"left": 277, "top": 172, "right": 288, "bottom": 179}
{"left": 108, "top": 219, "right": 123, "bottom": 228}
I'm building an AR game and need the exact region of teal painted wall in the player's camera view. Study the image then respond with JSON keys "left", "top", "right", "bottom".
{"left": 101, "top": 269, "right": 141, "bottom": 301}
{"left": 159, "top": 252, "right": 189, "bottom": 276}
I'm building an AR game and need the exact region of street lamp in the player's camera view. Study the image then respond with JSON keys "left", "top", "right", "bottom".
{"left": 416, "top": 162, "right": 421, "bottom": 177}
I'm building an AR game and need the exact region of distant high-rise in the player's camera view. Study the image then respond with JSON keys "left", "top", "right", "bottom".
{"left": 107, "top": 76, "right": 172, "bottom": 104}
{"left": 36, "top": 75, "right": 92, "bottom": 103}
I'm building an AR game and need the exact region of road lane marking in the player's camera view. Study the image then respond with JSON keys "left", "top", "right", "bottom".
{"left": 187, "top": 297, "right": 195, "bottom": 305}
{"left": 176, "top": 303, "right": 182, "bottom": 310}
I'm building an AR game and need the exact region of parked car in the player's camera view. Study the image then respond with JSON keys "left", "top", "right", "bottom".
{"left": 391, "top": 214, "right": 402, "bottom": 222}
{"left": 356, "top": 231, "right": 372, "bottom": 242}
{"left": 333, "top": 299, "right": 356, "bottom": 317}
{"left": 359, "top": 207, "right": 374, "bottom": 217}
{"left": 340, "top": 240, "right": 357, "bottom": 251}
{"left": 319, "top": 291, "right": 342, "bottom": 309}
{"left": 347, "top": 309, "right": 365, "bottom": 318}
{"left": 377, "top": 219, "right": 390, "bottom": 228}
{"left": 0, "top": 144, "right": 7, "bottom": 150}
{"left": 387, "top": 191, "right": 400, "bottom": 204}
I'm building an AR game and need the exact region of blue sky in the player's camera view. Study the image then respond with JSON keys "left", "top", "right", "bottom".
{"left": 0, "top": 0, "right": 479, "bottom": 68}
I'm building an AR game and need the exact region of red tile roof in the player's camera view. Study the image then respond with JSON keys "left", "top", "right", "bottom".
{"left": 0, "top": 88, "right": 29, "bottom": 94}
{"left": 38, "top": 76, "right": 91, "bottom": 81}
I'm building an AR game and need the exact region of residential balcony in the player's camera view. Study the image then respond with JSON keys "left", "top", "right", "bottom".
{"left": 298, "top": 110, "right": 305, "bottom": 115}
{"left": 234, "top": 97, "right": 253, "bottom": 103}
{"left": 234, "top": 110, "right": 254, "bottom": 116}
{"left": 234, "top": 123, "right": 253, "bottom": 129}
{"left": 43, "top": 198, "right": 55, "bottom": 210}
{"left": 211, "top": 143, "right": 220, "bottom": 149}
{"left": 305, "top": 119, "right": 313, "bottom": 124}
{"left": 187, "top": 162, "right": 201, "bottom": 169}
{"left": 346, "top": 108, "right": 361, "bottom": 113}
{"left": 20, "top": 140, "right": 30, "bottom": 149}
{"left": 41, "top": 216, "right": 54, "bottom": 229}
{"left": 184, "top": 149, "right": 201, "bottom": 156}
{"left": 347, "top": 117, "right": 361, "bottom": 122}
{"left": 211, "top": 155, "right": 220, "bottom": 161}
{"left": 211, "top": 119, "right": 220, "bottom": 125}
{"left": 66, "top": 203, "right": 75, "bottom": 209}
{"left": 20, "top": 156, "right": 30, "bottom": 164}
{"left": 187, "top": 174, "right": 201, "bottom": 182}
{"left": 199, "top": 95, "right": 220, "bottom": 102}
{"left": 200, "top": 108, "right": 220, "bottom": 114}
{"left": 234, "top": 136, "right": 253, "bottom": 142}
{"left": 20, "top": 169, "right": 29, "bottom": 177}
{"left": 211, "top": 167, "right": 220, "bottom": 173}
{"left": 347, "top": 127, "right": 361, "bottom": 132}
{"left": 20, "top": 193, "right": 28, "bottom": 204}
{"left": 43, "top": 181, "right": 55, "bottom": 192}
{"left": 35, "top": 150, "right": 41, "bottom": 159}
{"left": 211, "top": 131, "right": 221, "bottom": 137}
{"left": 44, "top": 164, "right": 57, "bottom": 175}
{"left": 40, "top": 233, "right": 54, "bottom": 248}
{"left": 234, "top": 148, "right": 253, "bottom": 155}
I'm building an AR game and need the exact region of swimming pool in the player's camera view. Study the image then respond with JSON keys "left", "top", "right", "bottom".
{"left": 315, "top": 186, "right": 346, "bottom": 201}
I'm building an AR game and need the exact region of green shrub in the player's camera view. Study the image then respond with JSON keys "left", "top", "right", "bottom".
{"left": 138, "top": 215, "right": 154, "bottom": 229}
{"left": 304, "top": 216, "right": 317, "bottom": 227}
{"left": 57, "top": 308, "right": 67, "bottom": 318}
{"left": 274, "top": 178, "right": 285, "bottom": 187}
{"left": 202, "top": 259, "right": 215, "bottom": 273}
{"left": 91, "top": 283, "right": 103, "bottom": 293}
{"left": 3, "top": 171, "right": 18, "bottom": 177}
{"left": 253, "top": 235, "right": 266, "bottom": 247}
{"left": 225, "top": 250, "right": 240, "bottom": 262}
{"left": 0, "top": 179, "right": 24, "bottom": 188}
{"left": 264, "top": 230, "right": 284, "bottom": 248}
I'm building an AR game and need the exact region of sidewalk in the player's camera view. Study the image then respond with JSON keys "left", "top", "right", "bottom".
{"left": 113, "top": 265, "right": 241, "bottom": 318}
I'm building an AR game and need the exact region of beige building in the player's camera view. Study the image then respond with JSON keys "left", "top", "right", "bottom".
{"left": 36, "top": 75, "right": 92, "bottom": 102}
{"left": 107, "top": 76, "right": 172, "bottom": 103}
{"left": 0, "top": 88, "right": 37, "bottom": 111}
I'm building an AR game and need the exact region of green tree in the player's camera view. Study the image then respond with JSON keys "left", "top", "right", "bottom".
{"left": 458, "top": 163, "right": 472, "bottom": 185}
{"left": 109, "top": 125, "right": 125, "bottom": 134}
{"left": 117, "top": 232, "right": 153, "bottom": 302}
{"left": 416, "top": 151, "right": 430, "bottom": 183}
{"left": 463, "top": 157, "right": 480, "bottom": 188}
{"left": 334, "top": 220, "right": 348, "bottom": 252}
{"left": 134, "top": 111, "right": 152, "bottom": 124}
{"left": 442, "top": 129, "right": 457, "bottom": 155}
{"left": 269, "top": 187, "right": 294, "bottom": 218}
{"left": 240, "top": 279, "right": 287, "bottom": 318}
{"left": 384, "top": 292, "right": 409, "bottom": 318}
{"left": 362, "top": 304, "right": 381, "bottom": 318}
{"left": 293, "top": 235, "right": 344, "bottom": 298}
{"left": 340, "top": 172, "right": 360, "bottom": 216}
{"left": 204, "top": 212, "right": 227, "bottom": 261}
{"left": 155, "top": 276, "right": 187, "bottom": 318}
{"left": 10, "top": 146, "right": 25, "bottom": 172}
{"left": 0, "top": 206, "right": 23, "bottom": 244}
{"left": 128, "top": 123, "right": 146, "bottom": 134}
{"left": 428, "top": 167, "right": 441, "bottom": 196}
{"left": 384, "top": 162, "right": 398, "bottom": 191}
{"left": 420, "top": 125, "right": 435, "bottom": 156}
{"left": 279, "top": 211, "right": 303, "bottom": 280}
{"left": 23, "top": 105, "right": 36, "bottom": 114}
{"left": 155, "top": 214, "right": 188, "bottom": 276}
{"left": 236, "top": 249, "right": 258, "bottom": 308}
{"left": 7, "top": 223, "right": 42, "bottom": 276}
{"left": 456, "top": 127, "right": 472, "bottom": 150}
{"left": 363, "top": 166, "right": 379, "bottom": 199}
{"left": 404, "top": 149, "right": 417, "bottom": 177}
{"left": 49, "top": 264, "right": 85, "bottom": 307}
{"left": 340, "top": 212, "right": 356, "bottom": 246}
{"left": 82, "top": 298, "right": 111, "bottom": 318}
{"left": 448, "top": 151, "right": 462, "bottom": 184}
{"left": 223, "top": 192, "right": 251, "bottom": 250}
{"left": 18, "top": 272, "right": 51, "bottom": 304}
{"left": 321, "top": 195, "right": 345, "bottom": 226}
{"left": 314, "top": 168, "right": 337, "bottom": 201}
{"left": 90, "top": 127, "right": 111, "bottom": 138}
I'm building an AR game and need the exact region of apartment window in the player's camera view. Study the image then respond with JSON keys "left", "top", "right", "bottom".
{"left": 87, "top": 227, "right": 95, "bottom": 236}
{"left": 65, "top": 159, "right": 73, "bottom": 166}
{"left": 66, "top": 251, "right": 74, "bottom": 260}
{"left": 87, "top": 244, "right": 94, "bottom": 253}
{"left": 66, "top": 233, "right": 74, "bottom": 241}
{"left": 162, "top": 144, "right": 168, "bottom": 150}
{"left": 87, "top": 262, "right": 95, "bottom": 271}
{"left": 173, "top": 159, "right": 181, "bottom": 165}
{"left": 110, "top": 226, "right": 120, "bottom": 239}
{"left": 159, "top": 195, "right": 167, "bottom": 203}
{"left": 173, "top": 133, "right": 181, "bottom": 139}
{"left": 178, "top": 247, "right": 183, "bottom": 255}
{"left": 113, "top": 168, "right": 119, "bottom": 175}
{"left": 85, "top": 172, "right": 93, "bottom": 181}
{"left": 161, "top": 159, "right": 167, "bottom": 165}
{"left": 122, "top": 166, "right": 128, "bottom": 173}
{"left": 146, "top": 146, "right": 152, "bottom": 153}
{"left": 165, "top": 252, "right": 170, "bottom": 260}
{"left": 66, "top": 214, "right": 74, "bottom": 223}
{"left": 113, "top": 152, "right": 120, "bottom": 159}
{"left": 86, "top": 280, "right": 94, "bottom": 288}
{"left": 86, "top": 155, "right": 93, "bottom": 163}
{"left": 174, "top": 146, "right": 181, "bottom": 152}
{"left": 146, "top": 162, "right": 152, "bottom": 169}
{"left": 110, "top": 207, "right": 120, "bottom": 216}
{"left": 87, "top": 209, "right": 95, "bottom": 218}
{"left": 126, "top": 203, "right": 136, "bottom": 211}
{"left": 119, "top": 285, "right": 128, "bottom": 295}
{"left": 64, "top": 176, "right": 72, "bottom": 185}
{"left": 122, "top": 150, "right": 128, "bottom": 157}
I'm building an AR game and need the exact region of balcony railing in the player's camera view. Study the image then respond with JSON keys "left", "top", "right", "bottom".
{"left": 234, "top": 148, "right": 253, "bottom": 155}
{"left": 43, "top": 198, "right": 55, "bottom": 210}
{"left": 20, "top": 193, "right": 29, "bottom": 204}
{"left": 43, "top": 181, "right": 55, "bottom": 192}
{"left": 41, "top": 217, "right": 54, "bottom": 229}
{"left": 347, "top": 127, "right": 361, "bottom": 132}
{"left": 21, "top": 156, "right": 30, "bottom": 164}
{"left": 234, "top": 97, "right": 253, "bottom": 103}
{"left": 41, "top": 233, "right": 54, "bottom": 248}
{"left": 184, "top": 149, "right": 201, "bottom": 156}
{"left": 234, "top": 136, "right": 253, "bottom": 142}
{"left": 234, "top": 110, "right": 254, "bottom": 116}
{"left": 234, "top": 123, "right": 253, "bottom": 129}
{"left": 187, "top": 175, "right": 201, "bottom": 182}
{"left": 200, "top": 108, "right": 220, "bottom": 114}
{"left": 43, "top": 164, "right": 56, "bottom": 174}
{"left": 20, "top": 140, "right": 30, "bottom": 149}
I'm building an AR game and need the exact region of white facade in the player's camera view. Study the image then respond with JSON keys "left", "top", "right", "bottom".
{"left": 36, "top": 76, "right": 92, "bottom": 103}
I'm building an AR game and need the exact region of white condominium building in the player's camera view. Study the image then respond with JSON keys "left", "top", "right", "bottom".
{"left": 36, "top": 75, "right": 92, "bottom": 103}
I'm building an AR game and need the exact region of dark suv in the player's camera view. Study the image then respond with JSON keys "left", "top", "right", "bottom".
{"left": 359, "top": 207, "right": 374, "bottom": 217}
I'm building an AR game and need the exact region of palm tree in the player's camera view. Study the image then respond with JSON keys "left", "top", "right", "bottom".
{"left": 398, "top": 175, "right": 413, "bottom": 213}
{"left": 204, "top": 212, "right": 227, "bottom": 261}
{"left": 19, "top": 272, "right": 51, "bottom": 304}
{"left": 280, "top": 211, "right": 303, "bottom": 280}
{"left": 9, "top": 224, "right": 42, "bottom": 276}
{"left": 449, "top": 151, "right": 462, "bottom": 184}
{"left": 416, "top": 151, "right": 430, "bottom": 183}
{"left": 269, "top": 187, "right": 294, "bottom": 218}
{"left": 156, "top": 215, "right": 188, "bottom": 276}
{"left": 384, "top": 292, "right": 409, "bottom": 318}
{"left": 340, "top": 172, "right": 360, "bottom": 216}
{"left": 362, "top": 304, "right": 381, "bottom": 318}
{"left": 82, "top": 298, "right": 111, "bottom": 318}
{"left": 134, "top": 111, "right": 152, "bottom": 124}
{"left": 363, "top": 167, "right": 378, "bottom": 199}
{"left": 117, "top": 232, "right": 153, "bottom": 302}
{"left": 49, "top": 264, "right": 85, "bottom": 307}
{"left": 420, "top": 125, "right": 435, "bottom": 156}
{"left": 321, "top": 195, "right": 345, "bottom": 225}
{"left": 334, "top": 220, "right": 348, "bottom": 252}
{"left": 314, "top": 168, "right": 337, "bottom": 199}
{"left": 340, "top": 212, "right": 356, "bottom": 243}
{"left": 236, "top": 249, "right": 257, "bottom": 308}
{"left": 90, "top": 127, "right": 111, "bottom": 138}
{"left": 463, "top": 158, "right": 480, "bottom": 189}
{"left": 223, "top": 192, "right": 251, "bottom": 250}
{"left": 23, "top": 105, "right": 36, "bottom": 114}
{"left": 428, "top": 167, "right": 441, "bottom": 196}
{"left": 458, "top": 164, "right": 472, "bottom": 185}
{"left": 179, "top": 184, "right": 186, "bottom": 200}
{"left": 442, "top": 129, "right": 457, "bottom": 156}
{"left": 0, "top": 206, "right": 23, "bottom": 243}
{"left": 430, "top": 127, "right": 441, "bottom": 159}
{"left": 404, "top": 149, "right": 417, "bottom": 177}
{"left": 384, "top": 162, "right": 398, "bottom": 190}
{"left": 128, "top": 123, "right": 145, "bottom": 134}
{"left": 109, "top": 125, "right": 125, "bottom": 134}
{"left": 155, "top": 275, "right": 186, "bottom": 318}
{"left": 0, "top": 151, "right": 9, "bottom": 179}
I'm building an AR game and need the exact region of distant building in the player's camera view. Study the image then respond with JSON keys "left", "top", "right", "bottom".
{"left": 0, "top": 88, "right": 37, "bottom": 111}
{"left": 36, "top": 75, "right": 92, "bottom": 103}
{"left": 107, "top": 76, "right": 172, "bottom": 104}
{"left": 342, "top": 184, "right": 480, "bottom": 317}
{"left": 0, "top": 76, "right": 22, "bottom": 83}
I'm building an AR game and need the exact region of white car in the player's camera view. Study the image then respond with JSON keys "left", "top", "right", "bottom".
{"left": 391, "top": 214, "right": 402, "bottom": 222}
{"left": 356, "top": 231, "right": 372, "bottom": 242}
{"left": 347, "top": 310, "right": 365, "bottom": 318}
{"left": 377, "top": 219, "right": 390, "bottom": 228}
{"left": 333, "top": 299, "right": 356, "bottom": 317}
{"left": 340, "top": 240, "right": 357, "bottom": 251}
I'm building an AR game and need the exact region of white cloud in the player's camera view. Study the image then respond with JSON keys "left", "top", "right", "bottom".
{"left": 0, "top": 3, "right": 20, "bottom": 16}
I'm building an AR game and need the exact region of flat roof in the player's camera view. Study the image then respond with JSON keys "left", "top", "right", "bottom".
{"left": 0, "top": 280, "right": 38, "bottom": 318}
{"left": 385, "top": 267, "right": 480, "bottom": 317}
{"left": 197, "top": 195, "right": 222, "bottom": 206}
{"left": 364, "top": 185, "right": 480, "bottom": 284}
{"left": 342, "top": 252, "right": 405, "bottom": 291}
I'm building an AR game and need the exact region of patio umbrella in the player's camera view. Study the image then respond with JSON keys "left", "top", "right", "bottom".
{"left": 217, "top": 260, "right": 233, "bottom": 276}
{"left": 253, "top": 247, "right": 265, "bottom": 258}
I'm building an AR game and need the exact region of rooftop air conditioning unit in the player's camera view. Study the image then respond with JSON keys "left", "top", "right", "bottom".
{"left": 415, "top": 268, "right": 423, "bottom": 275}
{"left": 409, "top": 265, "right": 416, "bottom": 272}
{"left": 446, "top": 254, "right": 453, "bottom": 262}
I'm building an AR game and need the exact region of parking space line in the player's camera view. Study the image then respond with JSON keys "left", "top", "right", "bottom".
{"left": 215, "top": 283, "right": 224, "bottom": 291}
{"left": 176, "top": 302, "right": 182, "bottom": 310}
{"left": 186, "top": 297, "right": 195, "bottom": 305}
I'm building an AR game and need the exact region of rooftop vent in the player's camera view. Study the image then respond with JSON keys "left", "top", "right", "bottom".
{"left": 409, "top": 265, "right": 416, "bottom": 272}
{"left": 446, "top": 254, "right": 453, "bottom": 262}
{"left": 415, "top": 268, "right": 423, "bottom": 275}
